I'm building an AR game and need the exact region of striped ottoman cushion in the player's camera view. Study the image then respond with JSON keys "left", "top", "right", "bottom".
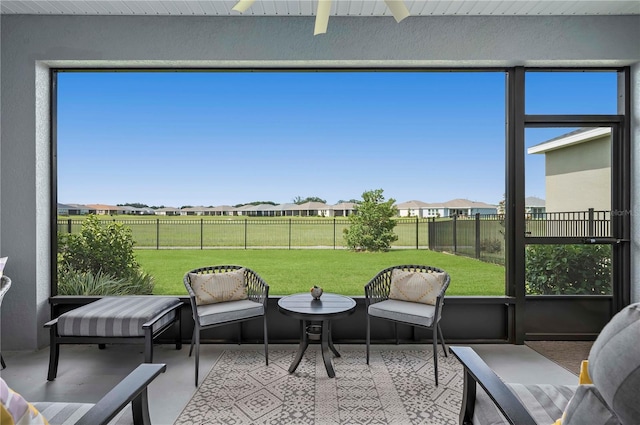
{"left": 58, "top": 296, "right": 181, "bottom": 338}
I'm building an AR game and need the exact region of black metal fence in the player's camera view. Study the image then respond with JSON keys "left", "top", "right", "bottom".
{"left": 57, "top": 218, "right": 430, "bottom": 250}
{"left": 57, "top": 210, "right": 612, "bottom": 266}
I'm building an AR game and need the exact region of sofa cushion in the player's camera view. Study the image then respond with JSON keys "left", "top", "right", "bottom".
{"left": 587, "top": 302, "right": 640, "bottom": 425}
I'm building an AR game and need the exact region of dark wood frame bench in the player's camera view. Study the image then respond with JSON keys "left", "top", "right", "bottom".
{"left": 45, "top": 297, "right": 182, "bottom": 381}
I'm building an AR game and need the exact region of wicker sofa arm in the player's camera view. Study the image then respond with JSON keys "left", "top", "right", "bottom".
{"left": 449, "top": 346, "right": 537, "bottom": 425}
{"left": 75, "top": 363, "right": 166, "bottom": 425}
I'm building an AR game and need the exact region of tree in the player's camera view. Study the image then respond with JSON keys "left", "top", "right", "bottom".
{"left": 293, "top": 196, "right": 327, "bottom": 205}
{"left": 343, "top": 189, "right": 398, "bottom": 252}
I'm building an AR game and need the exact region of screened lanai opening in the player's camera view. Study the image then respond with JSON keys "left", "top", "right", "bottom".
{"left": 51, "top": 68, "right": 630, "bottom": 344}
{"left": 54, "top": 70, "right": 508, "bottom": 297}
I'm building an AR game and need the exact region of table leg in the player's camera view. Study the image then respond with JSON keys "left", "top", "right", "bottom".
{"left": 321, "top": 320, "right": 336, "bottom": 378}
{"left": 289, "top": 320, "right": 309, "bottom": 373}
{"left": 327, "top": 321, "right": 340, "bottom": 358}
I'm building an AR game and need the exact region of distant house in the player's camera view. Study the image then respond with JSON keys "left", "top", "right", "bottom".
{"left": 396, "top": 200, "right": 432, "bottom": 218}
{"left": 396, "top": 199, "right": 497, "bottom": 218}
{"left": 180, "top": 206, "right": 211, "bottom": 216}
{"left": 57, "top": 203, "right": 90, "bottom": 216}
{"left": 243, "top": 204, "right": 278, "bottom": 217}
{"left": 85, "top": 204, "right": 125, "bottom": 215}
{"left": 331, "top": 202, "right": 357, "bottom": 217}
{"left": 525, "top": 196, "right": 546, "bottom": 218}
{"left": 433, "top": 199, "right": 498, "bottom": 217}
{"left": 211, "top": 205, "right": 236, "bottom": 216}
{"left": 291, "top": 202, "right": 330, "bottom": 217}
{"left": 154, "top": 207, "right": 181, "bottom": 216}
{"left": 528, "top": 127, "right": 610, "bottom": 213}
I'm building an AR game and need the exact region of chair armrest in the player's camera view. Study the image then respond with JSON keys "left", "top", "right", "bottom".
{"left": 449, "top": 346, "right": 537, "bottom": 425}
{"left": 364, "top": 271, "right": 391, "bottom": 305}
{"left": 75, "top": 363, "right": 167, "bottom": 425}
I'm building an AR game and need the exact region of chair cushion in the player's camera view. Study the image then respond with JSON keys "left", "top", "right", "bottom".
{"left": 368, "top": 299, "right": 436, "bottom": 327}
{"left": 472, "top": 383, "right": 577, "bottom": 425}
{"left": 57, "top": 296, "right": 181, "bottom": 337}
{"left": 1, "top": 378, "right": 49, "bottom": 424}
{"left": 189, "top": 269, "right": 248, "bottom": 306}
{"left": 388, "top": 269, "right": 445, "bottom": 305}
{"left": 197, "top": 299, "right": 264, "bottom": 327}
{"left": 587, "top": 302, "right": 640, "bottom": 425}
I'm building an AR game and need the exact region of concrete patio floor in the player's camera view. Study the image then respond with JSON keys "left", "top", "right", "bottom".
{"left": 0, "top": 343, "right": 578, "bottom": 424}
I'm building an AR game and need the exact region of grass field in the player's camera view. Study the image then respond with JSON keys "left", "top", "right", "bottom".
{"left": 135, "top": 249, "right": 505, "bottom": 296}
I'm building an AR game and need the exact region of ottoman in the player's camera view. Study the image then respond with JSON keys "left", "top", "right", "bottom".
{"left": 45, "top": 296, "right": 182, "bottom": 381}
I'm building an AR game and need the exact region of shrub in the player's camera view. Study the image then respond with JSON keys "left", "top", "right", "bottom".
{"left": 343, "top": 189, "right": 398, "bottom": 252}
{"left": 480, "top": 238, "right": 502, "bottom": 254}
{"left": 525, "top": 244, "right": 611, "bottom": 295}
{"left": 57, "top": 269, "right": 154, "bottom": 296}
{"left": 58, "top": 215, "right": 139, "bottom": 280}
{"left": 58, "top": 215, "right": 154, "bottom": 295}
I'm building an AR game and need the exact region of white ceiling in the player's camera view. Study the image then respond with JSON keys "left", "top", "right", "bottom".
{"left": 1, "top": 0, "right": 638, "bottom": 17}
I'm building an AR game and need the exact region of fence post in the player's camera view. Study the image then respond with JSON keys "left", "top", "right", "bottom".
{"left": 200, "top": 219, "right": 203, "bottom": 250}
{"left": 428, "top": 218, "right": 433, "bottom": 250}
{"left": 289, "top": 219, "right": 292, "bottom": 250}
{"left": 156, "top": 219, "right": 159, "bottom": 250}
{"left": 67, "top": 219, "right": 72, "bottom": 234}
{"left": 588, "top": 208, "right": 595, "bottom": 236}
{"left": 415, "top": 217, "right": 419, "bottom": 250}
{"left": 334, "top": 218, "right": 336, "bottom": 250}
{"left": 475, "top": 213, "right": 481, "bottom": 259}
{"left": 244, "top": 219, "right": 248, "bottom": 249}
{"left": 453, "top": 215, "right": 457, "bottom": 253}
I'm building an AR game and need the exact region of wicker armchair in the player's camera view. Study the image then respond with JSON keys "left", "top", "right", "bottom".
{"left": 365, "top": 265, "right": 450, "bottom": 385}
{"left": 184, "top": 265, "right": 269, "bottom": 386}
{"left": 0, "top": 275, "right": 11, "bottom": 369}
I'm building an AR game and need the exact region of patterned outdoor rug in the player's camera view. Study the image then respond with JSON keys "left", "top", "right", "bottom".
{"left": 174, "top": 345, "right": 463, "bottom": 424}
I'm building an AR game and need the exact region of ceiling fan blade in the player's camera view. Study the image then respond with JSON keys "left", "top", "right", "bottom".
{"left": 314, "top": 0, "right": 332, "bottom": 36}
{"left": 232, "top": 0, "right": 256, "bottom": 13}
{"left": 384, "top": 0, "right": 410, "bottom": 23}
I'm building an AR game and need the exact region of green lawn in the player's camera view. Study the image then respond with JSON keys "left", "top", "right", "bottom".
{"left": 135, "top": 249, "right": 505, "bottom": 296}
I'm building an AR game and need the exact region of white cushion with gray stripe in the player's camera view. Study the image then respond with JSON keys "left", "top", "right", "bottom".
{"left": 58, "top": 296, "right": 181, "bottom": 337}
{"left": 368, "top": 299, "right": 436, "bottom": 327}
{"left": 33, "top": 402, "right": 130, "bottom": 425}
{"left": 472, "top": 383, "right": 577, "bottom": 425}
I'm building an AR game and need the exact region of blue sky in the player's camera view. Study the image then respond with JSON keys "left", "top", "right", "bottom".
{"left": 57, "top": 70, "right": 617, "bottom": 208}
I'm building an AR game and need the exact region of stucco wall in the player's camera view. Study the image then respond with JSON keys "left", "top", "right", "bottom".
{"left": 1, "top": 14, "right": 639, "bottom": 350}
{"left": 545, "top": 136, "right": 611, "bottom": 212}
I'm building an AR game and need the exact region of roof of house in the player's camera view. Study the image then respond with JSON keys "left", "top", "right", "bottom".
{"left": 524, "top": 196, "right": 546, "bottom": 207}
{"left": 332, "top": 202, "right": 357, "bottom": 209}
{"left": 395, "top": 200, "right": 432, "bottom": 209}
{"left": 527, "top": 127, "right": 611, "bottom": 154}
{"left": 85, "top": 204, "right": 123, "bottom": 211}
{"left": 434, "top": 199, "right": 497, "bottom": 209}
{"left": 292, "top": 202, "right": 329, "bottom": 210}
